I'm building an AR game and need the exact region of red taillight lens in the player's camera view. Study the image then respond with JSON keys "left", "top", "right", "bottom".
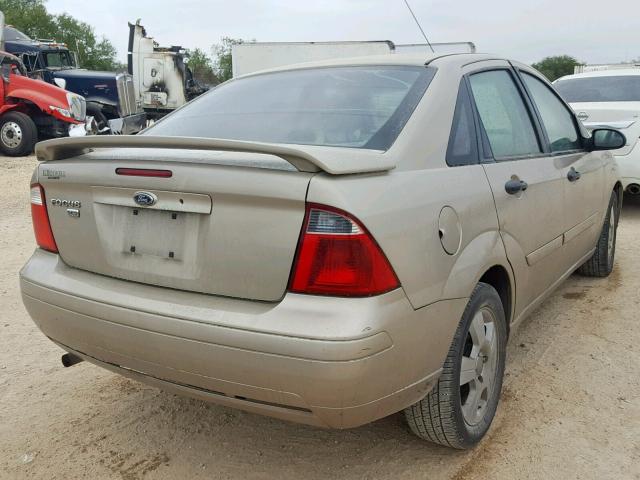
{"left": 289, "top": 204, "right": 399, "bottom": 297}
{"left": 115, "top": 168, "right": 173, "bottom": 178}
{"left": 30, "top": 184, "right": 58, "bottom": 253}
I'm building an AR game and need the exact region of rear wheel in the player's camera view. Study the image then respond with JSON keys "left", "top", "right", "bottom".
{"left": 404, "top": 283, "right": 507, "bottom": 449}
{"left": 577, "top": 190, "right": 619, "bottom": 277}
{"left": 0, "top": 111, "right": 38, "bottom": 156}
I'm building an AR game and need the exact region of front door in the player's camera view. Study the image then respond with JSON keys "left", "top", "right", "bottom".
{"left": 466, "top": 64, "right": 568, "bottom": 316}
{"left": 516, "top": 68, "right": 604, "bottom": 267}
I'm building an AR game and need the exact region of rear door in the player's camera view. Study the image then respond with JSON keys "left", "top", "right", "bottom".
{"left": 517, "top": 68, "right": 604, "bottom": 265}
{"left": 465, "top": 62, "right": 568, "bottom": 314}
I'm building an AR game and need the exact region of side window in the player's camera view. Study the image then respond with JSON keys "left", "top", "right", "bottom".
{"left": 446, "top": 81, "right": 478, "bottom": 166}
{"left": 469, "top": 70, "right": 541, "bottom": 160}
{"left": 521, "top": 72, "right": 581, "bottom": 153}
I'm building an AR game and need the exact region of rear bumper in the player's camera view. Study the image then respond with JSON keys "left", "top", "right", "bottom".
{"left": 20, "top": 249, "right": 465, "bottom": 428}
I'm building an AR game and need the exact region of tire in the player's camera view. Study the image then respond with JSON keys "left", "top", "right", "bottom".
{"left": 577, "top": 190, "right": 619, "bottom": 277}
{"left": 0, "top": 111, "right": 38, "bottom": 156}
{"left": 404, "top": 282, "right": 507, "bottom": 449}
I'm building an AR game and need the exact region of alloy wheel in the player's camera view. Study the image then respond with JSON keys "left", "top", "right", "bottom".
{"left": 459, "top": 307, "right": 499, "bottom": 425}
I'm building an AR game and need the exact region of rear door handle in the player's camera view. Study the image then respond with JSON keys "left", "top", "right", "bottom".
{"left": 505, "top": 179, "right": 528, "bottom": 195}
{"left": 567, "top": 167, "right": 582, "bottom": 182}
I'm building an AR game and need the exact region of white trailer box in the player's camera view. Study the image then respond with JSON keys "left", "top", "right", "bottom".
{"left": 0, "top": 12, "right": 4, "bottom": 51}
{"left": 395, "top": 42, "right": 476, "bottom": 54}
{"left": 574, "top": 63, "right": 640, "bottom": 74}
{"left": 231, "top": 41, "right": 476, "bottom": 77}
{"left": 232, "top": 41, "right": 394, "bottom": 77}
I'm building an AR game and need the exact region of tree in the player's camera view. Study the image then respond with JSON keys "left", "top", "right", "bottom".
{"left": 212, "top": 37, "right": 252, "bottom": 82}
{"left": 0, "top": 0, "right": 55, "bottom": 39}
{"left": 0, "top": 0, "right": 119, "bottom": 70}
{"left": 54, "top": 13, "right": 118, "bottom": 70}
{"left": 186, "top": 48, "right": 219, "bottom": 85}
{"left": 532, "top": 55, "right": 582, "bottom": 82}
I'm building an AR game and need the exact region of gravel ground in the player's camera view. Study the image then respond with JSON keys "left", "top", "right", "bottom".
{"left": 0, "top": 155, "right": 638, "bottom": 480}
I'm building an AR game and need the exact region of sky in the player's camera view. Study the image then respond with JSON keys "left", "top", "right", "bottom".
{"left": 46, "top": 0, "right": 639, "bottom": 66}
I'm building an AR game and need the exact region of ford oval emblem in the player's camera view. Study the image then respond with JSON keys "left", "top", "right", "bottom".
{"left": 133, "top": 191, "right": 158, "bottom": 207}
{"left": 577, "top": 111, "right": 589, "bottom": 121}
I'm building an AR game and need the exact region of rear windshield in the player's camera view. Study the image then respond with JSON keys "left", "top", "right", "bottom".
{"left": 555, "top": 75, "right": 640, "bottom": 102}
{"left": 145, "top": 66, "right": 435, "bottom": 150}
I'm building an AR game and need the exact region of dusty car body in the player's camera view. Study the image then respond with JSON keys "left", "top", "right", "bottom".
{"left": 20, "top": 53, "right": 624, "bottom": 448}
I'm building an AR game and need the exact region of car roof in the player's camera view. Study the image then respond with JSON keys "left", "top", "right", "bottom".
{"left": 557, "top": 68, "right": 640, "bottom": 82}
{"left": 233, "top": 53, "right": 503, "bottom": 79}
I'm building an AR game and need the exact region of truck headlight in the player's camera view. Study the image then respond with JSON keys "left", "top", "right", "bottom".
{"left": 66, "top": 93, "right": 86, "bottom": 121}
{"left": 49, "top": 105, "right": 72, "bottom": 118}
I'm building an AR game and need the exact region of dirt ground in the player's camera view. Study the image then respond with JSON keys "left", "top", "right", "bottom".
{"left": 0, "top": 155, "right": 638, "bottom": 480}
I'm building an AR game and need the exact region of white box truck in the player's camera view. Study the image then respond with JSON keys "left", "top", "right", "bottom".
{"left": 232, "top": 40, "right": 475, "bottom": 77}
{"left": 574, "top": 63, "right": 640, "bottom": 74}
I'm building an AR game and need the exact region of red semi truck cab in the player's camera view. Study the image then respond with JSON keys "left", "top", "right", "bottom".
{"left": 0, "top": 51, "right": 93, "bottom": 156}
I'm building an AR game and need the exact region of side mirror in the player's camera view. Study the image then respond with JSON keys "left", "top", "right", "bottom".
{"left": 53, "top": 77, "right": 67, "bottom": 89}
{"left": 588, "top": 128, "right": 627, "bottom": 151}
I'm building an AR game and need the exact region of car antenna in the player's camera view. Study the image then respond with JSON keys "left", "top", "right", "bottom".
{"left": 402, "top": 0, "right": 435, "bottom": 53}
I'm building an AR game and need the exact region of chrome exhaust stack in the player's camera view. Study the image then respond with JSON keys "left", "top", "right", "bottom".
{"left": 61, "top": 353, "right": 84, "bottom": 367}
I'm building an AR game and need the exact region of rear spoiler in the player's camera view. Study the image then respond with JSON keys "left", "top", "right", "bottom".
{"left": 35, "top": 136, "right": 395, "bottom": 175}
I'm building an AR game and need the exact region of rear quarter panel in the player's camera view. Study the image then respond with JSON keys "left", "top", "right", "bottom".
{"left": 307, "top": 164, "right": 506, "bottom": 310}
{"left": 307, "top": 59, "right": 511, "bottom": 310}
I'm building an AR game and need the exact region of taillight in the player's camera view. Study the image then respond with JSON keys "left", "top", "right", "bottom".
{"left": 289, "top": 203, "right": 399, "bottom": 297}
{"left": 30, "top": 184, "right": 58, "bottom": 253}
{"left": 116, "top": 168, "right": 173, "bottom": 178}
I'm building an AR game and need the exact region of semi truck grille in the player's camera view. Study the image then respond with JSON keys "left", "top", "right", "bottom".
{"left": 116, "top": 73, "right": 140, "bottom": 117}
{"left": 69, "top": 95, "right": 86, "bottom": 121}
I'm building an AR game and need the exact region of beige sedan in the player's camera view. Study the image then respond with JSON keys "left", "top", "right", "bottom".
{"left": 21, "top": 53, "right": 625, "bottom": 449}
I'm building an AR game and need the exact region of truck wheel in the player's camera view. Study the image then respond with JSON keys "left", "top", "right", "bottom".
{"left": 0, "top": 111, "right": 38, "bottom": 156}
{"left": 404, "top": 282, "right": 507, "bottom": 449}
{"left": 577, "top": 190, "right": 619, "bottom": 277}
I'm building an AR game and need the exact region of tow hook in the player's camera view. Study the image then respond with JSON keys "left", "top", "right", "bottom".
{"left": 61, "top": 353, "right": 84, "bottom": 367}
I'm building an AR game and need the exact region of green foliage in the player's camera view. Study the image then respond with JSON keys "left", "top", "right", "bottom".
{"left": 186, "top": 47, "right": 218, "bottom": 85}
{"left": 532, "top": 55, "right": 582, "bottom": 82}
{"left": 212, "top": 37, "right": 251, "bottom": 82}
{"left": 54, "top": 13, "right": 118, "bottom": 71}
{"left": 0, "top": 0, "right": 54, "bottom": 38}
{"left": 0, "top": 0, "right": 119, "bottom": 71}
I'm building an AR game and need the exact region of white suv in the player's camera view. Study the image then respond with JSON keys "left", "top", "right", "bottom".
{"left": 555, "top": 70, "right": 640, "bottom": 193}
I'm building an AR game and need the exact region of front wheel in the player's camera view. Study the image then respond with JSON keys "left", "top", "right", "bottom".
{"left": 0, "top": 111, "right": 38, "bottom": 156}
{"left": 577, "top": 190, "right": 619, "bottom": 277}
{"left": 404, "top": 283, "right": 507, "bottom": 449}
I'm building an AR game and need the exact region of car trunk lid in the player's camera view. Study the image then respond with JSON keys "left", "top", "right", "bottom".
{"left": 35, "top": 137, "right": 395, "bottom": 301}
